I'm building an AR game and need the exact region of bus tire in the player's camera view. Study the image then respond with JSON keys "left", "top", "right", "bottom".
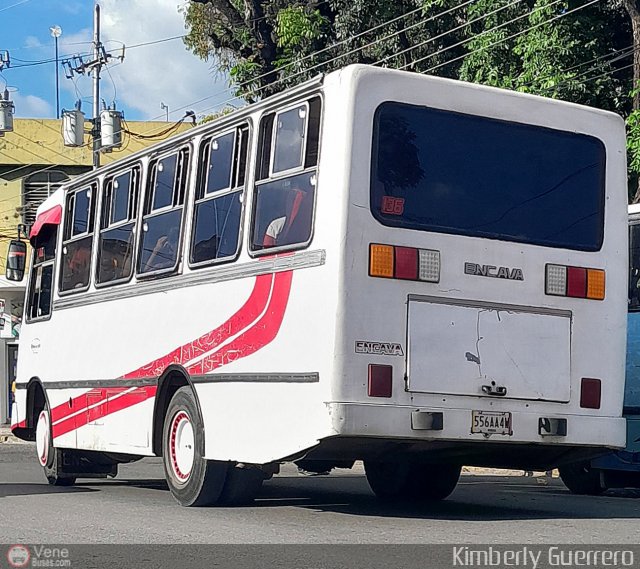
{"left": 162, "top": 387, "right": 228, "bottom": 506}
{"left": 559, "top": 461, "right": 605, "bottom": 495}
{"left": 218, "top": 465, "right": 265, "bottom": 505}
{"left": 35, "top": 407, "right": 76, "bottom": 486}
{"left": 365, "top": 461, "right": 461, "bottom": 502}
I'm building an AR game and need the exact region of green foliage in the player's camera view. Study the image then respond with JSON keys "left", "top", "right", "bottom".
{"left": 182, "top": 0, "right": 640, "bottom": 200}
{"left": 276, "top": 6, "right": 327, "bottom": 49}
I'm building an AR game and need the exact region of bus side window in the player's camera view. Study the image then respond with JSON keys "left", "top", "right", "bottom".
{"left": 59, "top": 185, "right": 96, "bottom": 293}
{"left": 190, "top": 126, "right": 248, "bottom": 266}
{"left": 630, "top": 223, "right": 640, "bottom": 310}
{"left": 251, "top": 97, "right": 321, "bottom": 252}
{"left": 97, "top": 167, "right": 140, "bottom": 285}
{"left": 27, "top": 225, "right": 57, "bottom": 321}
{"left": 138, "top": 148, "right": 189, "bottom": 275}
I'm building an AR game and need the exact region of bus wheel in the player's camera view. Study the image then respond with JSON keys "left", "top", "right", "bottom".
{"left": 35, "top": 408, "right": 76, "bottom": 486}
{"left": 162, "top": 387, "right": 227, "bottom": 506}
{"left": 364, "top": 461, "right": 461, "bottom": 502}
{"left": 218, "top": 465, "right": 265, "bottom": 505}
{"left": 559, "top": 461, "right": 605, "bottom": 495}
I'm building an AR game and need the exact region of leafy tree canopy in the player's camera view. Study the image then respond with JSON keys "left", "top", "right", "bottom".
{"left": 183, "top": 0, "right": 639, "bottom": 197}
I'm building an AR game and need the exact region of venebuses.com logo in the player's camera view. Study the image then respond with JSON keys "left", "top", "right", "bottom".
{"left": 7, "top": 545, "right": 30, "bottom": 568}
{"left": 6, "top": 545, "right": 71, "bottom": 568}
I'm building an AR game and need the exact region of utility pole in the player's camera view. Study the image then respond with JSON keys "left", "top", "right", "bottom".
{"left": 92, "top": 4, "right": 101, "bottom": 169}
{"left": 50, "top": 26, "right": 62, "bottom": 119}
{"left": 62, "top": 4, "right": 122, "bottom": 168}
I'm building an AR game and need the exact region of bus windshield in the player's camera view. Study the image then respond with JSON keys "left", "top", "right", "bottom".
{"left": 371, "top": 102, "right": 606, "bottom": 251}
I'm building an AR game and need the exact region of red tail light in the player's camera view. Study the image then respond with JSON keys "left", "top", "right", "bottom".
{"left": 394, "top": 247, "right": 418, "bottom": 280}
{"left": 567, "top": 267, "right": 587, "bottom": 298}
{"left": 580, "top": 378, "right": 601, "bottom": 409}
{"left": 368, "top": 364, "right": 392, "bottom": 398}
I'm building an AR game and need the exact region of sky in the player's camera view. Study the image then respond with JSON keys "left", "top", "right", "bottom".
{"left": 0, "top": 0, "right": 232, "bottom": 122}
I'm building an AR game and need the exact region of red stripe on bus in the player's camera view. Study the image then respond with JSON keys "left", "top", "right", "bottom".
{"left": 52, "top": 386, "right": 157, "bottom": 439}
{"left": 47, "top": 270, "right": 294, "bottom": 440}
{"left": 50, "top": 389, "right": 101, "bottom": 423}
{"left": 11, "top": 419, "right": 27, "bottom": 430}
{"left": 187, "top": 270, "right": 293, "bottom": 374}
{"left": 123, "top": 272, "right": 275, "bottom": 379}
{"left": 48, "top": 274, "right": 274, "bottom": 426}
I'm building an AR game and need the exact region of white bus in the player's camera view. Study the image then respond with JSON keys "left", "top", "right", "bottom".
{"left": 8, "top": 65, "right": 628, "bottom": 506}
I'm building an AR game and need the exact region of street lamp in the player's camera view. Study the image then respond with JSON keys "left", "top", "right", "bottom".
{"left": 161, "top": 102, "right": 169, "bottom": 122}
{"left": 50, "top": 25, "right": 62, "bottom": 119}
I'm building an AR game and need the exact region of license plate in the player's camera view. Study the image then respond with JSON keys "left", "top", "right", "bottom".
{"left": 471, "top": 411, "right": 512, "bottom": 435}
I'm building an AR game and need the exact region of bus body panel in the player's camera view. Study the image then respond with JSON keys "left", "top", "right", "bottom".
{"left": 328, "top": 66, "right": 627, "bottom": 456}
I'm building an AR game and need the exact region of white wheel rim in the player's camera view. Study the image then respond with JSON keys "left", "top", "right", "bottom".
{"left": 169, "top": 411, "right": 194, "bottom": 483}
{"left": 35, "top": 410, "right": 50, "bottom": 467}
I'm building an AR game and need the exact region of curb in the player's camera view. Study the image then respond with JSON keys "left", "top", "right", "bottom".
{"left": 0, "top": 431, "right": 29, "bottom": 444}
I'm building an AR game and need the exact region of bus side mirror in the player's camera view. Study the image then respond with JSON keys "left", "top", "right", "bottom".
{"left": 6, "top": 240, "right": 27, "bottom": 282}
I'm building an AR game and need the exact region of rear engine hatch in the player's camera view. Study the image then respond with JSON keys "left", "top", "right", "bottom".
{"left": 407, "top": 297, "right": 571, "bottom": 402}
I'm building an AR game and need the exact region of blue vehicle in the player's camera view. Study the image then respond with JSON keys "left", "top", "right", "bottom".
{"left": 559, "top": 205, "right": 640, "bottom": 494}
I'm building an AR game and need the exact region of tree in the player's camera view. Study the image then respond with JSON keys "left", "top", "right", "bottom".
{"left": 184, "top": 0, "right": 637, "bottom": 198}
{"left": 182, "top": 0, "right": 334, "bottom": 100}
{"left": 460, "top": 1, "right": 630, "bottom": 111}
{"left": 182, "top": 0, "right": 472, "bottom": 100}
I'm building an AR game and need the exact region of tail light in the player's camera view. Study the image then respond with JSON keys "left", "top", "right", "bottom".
{"left": 369, "top": 243, "right": 440, "bottom": 282}
{"left": 580, "top": 378, "right": 601, "bottom": 409}
{"left": 368, "top": 364, "right": 392, "bottom": 397}
{"left": 545, "top": 264, "right": 605, "bottom": 300}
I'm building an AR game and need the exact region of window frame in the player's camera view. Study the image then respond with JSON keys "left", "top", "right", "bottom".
{"left": 136, "top": 146, "right": 190, "bottom": 279}
{"left": 248, "top": 167, "right": 319, "bottom": 258}
{"left": 369, "top": 101, "right": 606, "bottom": 252}
{"left": 59, "top": 183, "right": 97, "bottom": 296}
{"left": 248, "top": 96, "right": 322, "bottom": 258}
{"left": 65, "top": 185, "right": 94, "bottom": 240}
{"left": 25, "top": 226, "right": 58, "bottom": 323}
{"left": 95, "top": 164, "right": 141, "bottom": 289}
{"left": 189, "top": 123, "right": 250, "bottom": 270}
{"left": 201, "top": 128, "right": 237, "bottom": 198}
{"left": 148, "top": 151, "right": 181, "bottom": 215}
{"left": 269, "top": 101, "right": 310, "bottom": 178}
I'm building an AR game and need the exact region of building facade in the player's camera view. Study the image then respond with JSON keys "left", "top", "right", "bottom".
{"left": 0, "top": 118, "right": 191, "bottom": 423}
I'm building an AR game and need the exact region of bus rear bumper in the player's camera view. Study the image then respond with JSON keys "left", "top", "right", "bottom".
{"left": 327, "top": 402, "right": 627, "bottom": 450}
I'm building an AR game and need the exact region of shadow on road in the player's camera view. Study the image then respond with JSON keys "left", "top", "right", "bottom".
{"left": 247, "top": 474, "right": 640, "bottom": 521}
{"left": 0, "top": 483, "right": 96, "bottom": 498}
{"left": 35, "top": 471, "right": 640, "bottom": 522}
{"left": 81, "top": 478, "right": 170, "bottom": 492}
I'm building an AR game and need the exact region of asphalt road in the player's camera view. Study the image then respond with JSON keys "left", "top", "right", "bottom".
{"left": 1, "top": 442, "right": 639, "bottom": 546}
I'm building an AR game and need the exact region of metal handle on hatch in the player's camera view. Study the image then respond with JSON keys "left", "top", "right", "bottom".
{"left": 482, "top": 383, "right": 507, "bottom": 397}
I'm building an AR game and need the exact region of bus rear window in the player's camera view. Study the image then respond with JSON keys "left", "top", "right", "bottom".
{"left": 371, "top": 103, "right": 605, "bottom": 251}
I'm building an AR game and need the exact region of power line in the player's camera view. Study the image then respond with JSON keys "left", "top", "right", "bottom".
{"left": 398, "top": 0, "right": 564, "bottom": 73}
{"left": 417, "top": 0, "right": 601, "bottom": 75}
{"left": 191, "top": 0, "right": 536, "bottom": 119}
{"left": 145, "top": 0, "right": 490, "bottom": 128}
{"left": 551, "top": 61, "right": 635, "bottom": 92}
{"left": 143, "top": 0, "right": 463, "bottom": 123}
{"left": 0, "top": 0, "right": 30, "bottom": 13}
{"left": 376, "top": 0, "right": 526, "bottom": 69}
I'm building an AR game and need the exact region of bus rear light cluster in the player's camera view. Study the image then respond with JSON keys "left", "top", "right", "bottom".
{"left": 545, "top": 264, "right": 605, "bottom": 300}
{"left": 369, "top": 244, "right": 440, "bottom": 282}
